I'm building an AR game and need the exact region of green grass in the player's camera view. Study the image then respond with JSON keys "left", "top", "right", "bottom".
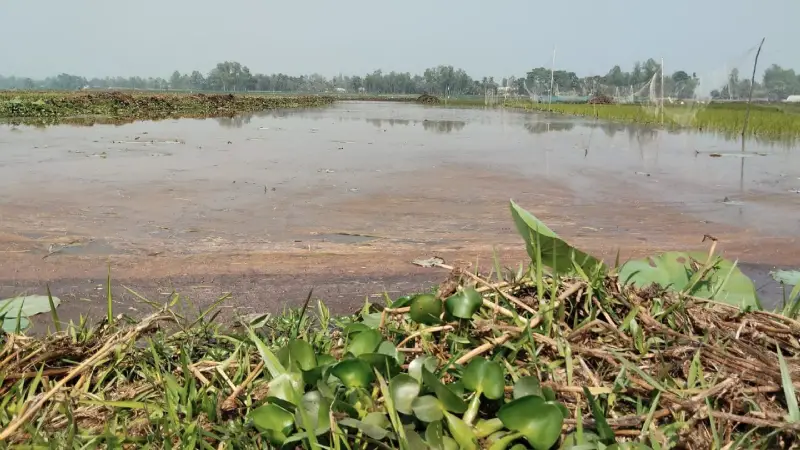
{"left": 505, "top": 100, "right": 800, "bottom": 139}
{"left": 2, "top": 202, "right": 799, "bottom": 449}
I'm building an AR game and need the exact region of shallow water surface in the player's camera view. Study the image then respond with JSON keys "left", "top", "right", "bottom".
{"left": 1, "top": 101, "right": 798, "bottom": 310}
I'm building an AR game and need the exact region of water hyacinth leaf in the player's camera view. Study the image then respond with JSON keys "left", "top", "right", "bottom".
{"left": 249, "top": 403, "right": 295, "bottom": 446}
{"left": 412, "top": 395, "right": 444, "bottom": 422}
{"left": 359, "top": 353, "right": 401, "bottom": 379}
{"left": 560, "top": 431, "right": 601, "bottom": 449}
{"left": 462, "top": 358, "right": 506, "bottom": 400}
{"left": 295, "top": 391, "right": 332, "bottom": 434}
{"left": 408, "top": 356, "right": 438, "bottom": 383}
{"left": 363, "top": 411, "right": 391, "bottom": 430}
{"left": 619, "top": 251, "right": 759, "bottom": 309}
{"left": 2, "top": 317, "right": 30, "bottom": 333}
{"left": 377, "top": 340, "right": 402, "bottom": 365}
{"left": 510, "top": 200, "right": 605, "bottom": 275}
{"left": 346, "top": 329, "right": 382, "bottom": 356}
{"left": 266, "top": 372, "right": 304, "bottom": 405}
{"left": 421, "top": 368, "right": 468, "bottom": 413}
{"left": 0, "top": 295, "right": 61, "bottom": 318}
{"left": 391, "top": 295, "right": 414, "bottom": 308}
{"left": 389, "top": 374, "right": 420, "bottom": 415}
{"left": 337, "top": 418, "right": 389, "bottom": 440}
{"left": 287, "top": 340, "right": 317, "bottom": 371}
{"left": 330, "top": 359, "right": 374, "bottom": 388}
{"left": 771, "top": 270, "right": 800, "bottom": 286}
{"left": 444, "top": 288, "right": 483, "bottom": 319}
{"left": 409, "top": 293, "right": 443, "bottom": 325}
{"left": 513, "top": 376, "right": 543, "bottom": 399}
{"left": 475, "top": 418, "right": 505, "bottom": 438}
{"left": 425, "top": 421, "right": 445, "bottom": 449}
{"left": 444, "top": 411, "right": 478, "bottom": 450}
{"left": 498, "top": 396, "right": 564, "bottom": 450}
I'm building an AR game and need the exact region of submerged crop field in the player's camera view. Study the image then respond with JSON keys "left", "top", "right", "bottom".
{"left": 2, "top": 202, "right": 799, "bottom": 449}
{"left": 0, "top": 91, "right": 335, "bottom": 126}
{"left": 505, "top": 100, "right": 800, "bottom": 140}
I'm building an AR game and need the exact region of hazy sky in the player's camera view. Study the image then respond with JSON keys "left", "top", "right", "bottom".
{"left": 2, "top": 0, "right": 798, "bottom": 80}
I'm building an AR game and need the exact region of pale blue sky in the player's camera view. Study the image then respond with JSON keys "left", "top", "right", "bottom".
{"left": 1, "top": 0, "right": 797, "bottom": 79}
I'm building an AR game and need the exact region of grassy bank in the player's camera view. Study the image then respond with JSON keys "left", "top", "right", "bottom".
{"left": 0, "top": 91, "right": 335, "bottom": 126}
{"left": 2, "top": 201, "right": 799, "bottom": 449}
{"left": 504, "top": 100, "right": 800, "bottom": 139}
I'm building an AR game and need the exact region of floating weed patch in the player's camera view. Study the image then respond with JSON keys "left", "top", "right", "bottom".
{"left": 0, "top": 91, "right": 335, "bottom": 126}
{"left": 1, "top": 202, "right": 799, "bottom": 449}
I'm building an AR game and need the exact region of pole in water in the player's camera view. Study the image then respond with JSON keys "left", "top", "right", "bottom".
{"left": 660, "top": 57, "right": 665, "bottom": 125}
{"left": 549, "top": 45, "right": 556, "bottom": 110}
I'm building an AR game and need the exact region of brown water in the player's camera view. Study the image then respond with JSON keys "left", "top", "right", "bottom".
{"left": 1, "top": 101, "right": 799, "bottom": 318}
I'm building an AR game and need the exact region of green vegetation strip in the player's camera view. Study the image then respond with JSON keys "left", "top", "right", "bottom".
{"left": 0, "top": 91, "right": 335, "bottom": 126}
{"left": 2, "top": 202, "right": 800, "bottom": 449}
{"left": 504, "top": 100, "right": 800, "bottom": 140}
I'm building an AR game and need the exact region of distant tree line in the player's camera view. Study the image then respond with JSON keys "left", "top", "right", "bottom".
{"left": 1, "top": 59, "right": 798, "bottom": 100}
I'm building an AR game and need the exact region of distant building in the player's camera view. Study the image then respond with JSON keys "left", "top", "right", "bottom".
{"left": 335, "top": 87, "right": 346, "bottom": 93}
{"left": 785, "top": 95, "right": 800, "bottom": 103}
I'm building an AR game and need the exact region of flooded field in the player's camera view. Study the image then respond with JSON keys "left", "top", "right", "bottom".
{"left": 2, "top": 101, "right": 799, "bottom": 321}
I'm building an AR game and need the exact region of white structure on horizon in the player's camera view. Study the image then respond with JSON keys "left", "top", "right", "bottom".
{"left": 785, "top": 95, "right": 800, "bottom": 103}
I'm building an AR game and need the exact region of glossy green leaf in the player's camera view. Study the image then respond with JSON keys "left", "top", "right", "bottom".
{"left": 287, "top": 340, "right": 317, "bottom": 371}
{"left": 513, "top": 376, "right": 543, "bottom": 399}
{"left": 391, "top": 295, "right": 414, "bottom": 308}
{"left": 295, "top": 390, "right": 332, "bottom": 434}
{"left": 421, "top": 367, "right": 468, "bottom": 413}
{"left": 462, "top": 358, "right": 505, "bottom": 400}
{"left": 510, "top": 199, "right": 605, "bottom": 275}
{"left": 408, "top": 356, "right": 438, "bottom": 383}
{"left": 425, "top": 421, "right": 445, "bottom": 449}
{"left": 346, "top": 329, "right": 382, "bottom": 356}
{"left": 338, "top": 417, "right": 389, "bottom": 440}
{"left": 444, "top": 288, "right": 483, "bottom": 319}
{"left": 249, "top": 403, "right": 294, "bottom": 446}
{"left": 560, "top": 431, "right": 600, "bottom": 450}
{"left": 359, "top": 353, "right": 401, "bottom": 379}
{"left": 330, "top": 359, "right": 374, "bottom": 388}
{"left": 619, "top": 251, "right": 759, "bottom": 309}
{"left": 475, "top": 418, "right": 505, "bottom": 438}
{"left": 377, "top": 340, "right": 403, "bottom": 365}
{"left": 0, "top": 295, "right": 61, "bottom": 318}
{"left": 389, "top": 373, "right": 420, "bottom": 415}
{"left": 363, "top": 411, "right": 390, "bottom": 429}
{"left": 2, "top": 316, "right": 30, "bottom": 333}
{"left": 498, "top": 396, "right": 564, "bottom": 450}
{"left": 412, "top": 395, "right": 444, "bottom": 422}
{"left": 444, "top": 411, "right": 478, "bottom": 450}
{"left": 266, "top": 372, "right": 304, "bottom": 405}
{"left": 410, "top": 293, "right": 443, "bottom": 325}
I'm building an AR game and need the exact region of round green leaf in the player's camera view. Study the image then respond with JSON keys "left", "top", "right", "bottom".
{"left": 560, "top": 431, "right": 600, "bottom": 449}
{"left": 410, "top": 294, "right": 443, "bottom": 325}
{"left": 425, "top": 420, "right": 444, "bottom": 448}
{"left": 421, "top": 368, "right": 468, "bottom": 413}
{"left": 330, "top": 359, "right": 374, "bottom": 388}
{"left": 363, "top": 411, "right": 390, "bottom": 429}
{"left": 249, "top": 403, "right": 294, "bottom": 446}
{"left": 462, "top": 358, "right": 505, "bottom": 400}
{"left": 444, "top": 411, "right": 478, "bottom": 450}
{"left": 444, "top": 288, "right": 482, "bottom": 319}
{"left": 2, "top": 316, "right": 30, "bottom": 333}
{"left": 408, "top": 356, "right": 438, "bottom": 383}
{"left": 288, "top": 340, "right": 317, "bottom": 371}
{"left": 498, "top": 396, "right": 564, "bottom": 450}
{"left": 295, "top": 390, "right": 332, "bottom": 434}
{"left": 377, "top": 340, "right": 403, "bottom": 364}
{"left": 359, "top": 353, "right": 401, "bottom": 379}
{"left": 513, "top": 376, "right": 543, "bottom": 399}
{"left": 412, "top": 395, "right": 444, "bottom": 422}
{"left": 346, "top": 329, "right": 382, "bottom": 356}
{"left": 389, "top": 374, "right": 420, "bottom": 415}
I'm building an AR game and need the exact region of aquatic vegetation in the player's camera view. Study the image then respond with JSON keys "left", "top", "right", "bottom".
{"left": 0, "top": 91, "right": 335, "bottom": 126}
{"left": 1, "top": 202, "right": 799, "bottom": 448}
{"left": 506, "top": 100, "right": 800, "bottom": 139}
